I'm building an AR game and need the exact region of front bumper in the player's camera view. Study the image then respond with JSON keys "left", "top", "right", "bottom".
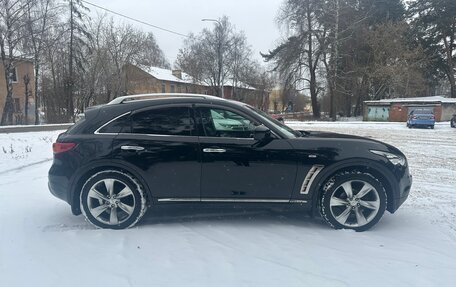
{"left": 390, "top": 168, "right": 412, "bottom": 213}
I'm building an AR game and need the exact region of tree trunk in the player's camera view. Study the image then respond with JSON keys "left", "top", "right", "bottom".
{"left": 24, "top": 74, "right": 30, "bottom": 125}
{"left": 67, "top": 0, "right": 75, "bottom": 122}
{"left": 307, "top": 6, "right": 320, "bottom": 119}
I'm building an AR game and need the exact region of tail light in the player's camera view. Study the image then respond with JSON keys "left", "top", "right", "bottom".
{"left": 53, "top": 142, "right": 76, "bottom": 154}
{"left": 412, "top": 116, "right": 417, "bottom": 119}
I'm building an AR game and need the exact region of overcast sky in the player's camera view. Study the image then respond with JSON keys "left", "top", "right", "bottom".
{"left": 88, "top": 0, "right": 284, "bottom": 67}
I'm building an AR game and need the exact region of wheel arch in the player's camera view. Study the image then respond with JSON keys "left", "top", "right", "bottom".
{"left": 308, "top": 159, "right": 397, "bottom": 216}
{"left": 69, "top": 160, "right": 151, "bottom": 215}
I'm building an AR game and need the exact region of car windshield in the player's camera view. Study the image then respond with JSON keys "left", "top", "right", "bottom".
{"left": 246, "top": 106, "right": 301, "bottom": 138}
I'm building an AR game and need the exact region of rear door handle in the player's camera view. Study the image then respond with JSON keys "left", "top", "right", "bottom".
{"left": 121, "top": 145, "right": 145, "bottom": 151}
{"left": 203, "top": 148, "right": 226, "bottom": 153}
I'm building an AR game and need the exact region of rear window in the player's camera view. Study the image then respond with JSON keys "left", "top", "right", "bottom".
{"left": 412, "top": 109, "right": 433, "bottom": 114}
{"left": 65, "top": 114, "right": 85, "bottom": 134}
{"left": 98, "top": 114, "right": 131, "bottom": 134}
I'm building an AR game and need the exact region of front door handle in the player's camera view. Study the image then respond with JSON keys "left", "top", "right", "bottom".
{"left": 203, "top": 148, "right": 226, "bottom": 153}
{"left": 121, "top": 145, "right": 145, "bottom": 151}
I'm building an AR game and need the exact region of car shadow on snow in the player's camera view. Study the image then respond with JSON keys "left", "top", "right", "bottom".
{"left": 139, "top": 205, "right": 329, "bottom": 230}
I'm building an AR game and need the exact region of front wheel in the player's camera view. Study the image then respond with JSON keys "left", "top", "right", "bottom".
{"left": 80, "top": 170, "right": 148, "bottom": 229}
{"left": 320, "top": 171, "right": 387, "bottom": 232}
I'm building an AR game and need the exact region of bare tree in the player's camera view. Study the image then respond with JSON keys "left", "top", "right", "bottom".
{"left": 0, "top": 0, "right": 29, "bottom": 125}
{"left": 23, "top": 0, "right": 55, "bottom": 124}
{"left": 176, "top": 16, "right": 255, "bottom": 97}
{"left": 262, "top": 0, "right": 326, "bottom": 118}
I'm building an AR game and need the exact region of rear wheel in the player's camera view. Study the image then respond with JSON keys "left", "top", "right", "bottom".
{"left": 80, "top": 170, "right": 147, "bottom": 229}
{"left": 320, "top": 171, "right": 387, "bottom": 232}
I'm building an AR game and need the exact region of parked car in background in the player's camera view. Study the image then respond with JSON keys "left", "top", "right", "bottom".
{"left": 451, "top": 114, "right": 456, "bottom": 128}
{"left": 407, "top": 108, "right": 435, "bottom": 129}
{"left": 48, "top": 93, "right": 412, "bottom": 231}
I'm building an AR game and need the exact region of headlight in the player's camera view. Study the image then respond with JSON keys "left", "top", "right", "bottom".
{"left": 370, "top": 150, "right": 406, "bottom": 166}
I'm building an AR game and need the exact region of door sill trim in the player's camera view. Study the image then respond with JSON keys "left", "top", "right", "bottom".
{"left": 157, "top": 198, "right": 307, "bottom": 204}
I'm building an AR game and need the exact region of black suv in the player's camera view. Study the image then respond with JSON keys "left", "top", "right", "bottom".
{"left": 49, "top": 94, "right": 412, "bottom": 231}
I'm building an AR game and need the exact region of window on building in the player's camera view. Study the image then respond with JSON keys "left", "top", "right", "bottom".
{"left": 170, "top": 84, "right": 175, "bottom": 93}
{"left": 131, "top": 107, "right": 195, "bottom": 136}
{"left": 10, "top": 67, "right": 18, "bottom": 83}
{"left": 13, "top": 98, "right": 20, "bottom": 112}
{"left": 161, "top": 81, "right": 166, "bottom": 93}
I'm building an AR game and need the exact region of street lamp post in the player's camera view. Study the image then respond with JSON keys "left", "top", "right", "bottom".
{"left": 202, "top": 18, "right": 224, "bottom": 99}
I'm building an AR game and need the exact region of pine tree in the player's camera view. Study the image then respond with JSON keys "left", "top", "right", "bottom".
{"left": 409, "top": 0, "right": 456, "bottom": 98}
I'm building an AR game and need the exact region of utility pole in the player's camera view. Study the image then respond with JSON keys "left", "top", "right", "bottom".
{"left": 202, "top": 18, "right": 224, "bottom": 99}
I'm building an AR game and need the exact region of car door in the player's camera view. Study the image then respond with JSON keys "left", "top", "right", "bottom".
{"left": 196, "top": 105, "right": 297, "bottom": 201}
{"left": 111, "top": 105, "right": 201, "bottom": 200}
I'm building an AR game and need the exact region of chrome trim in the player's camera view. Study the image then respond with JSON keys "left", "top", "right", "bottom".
{"left": 201, "top": 198, "right": 290, "bottom": 203}
{"left": 94, "top": 112, "right": 130, "bottom": 135}
{"left": 157, "top": 198, "right": 199, "bottom": 202}
{"left": 157, "top": 198, "right": 308, "bottom": 203}
{"left": 108, "top": 93, "right": 219, "bottom": 105}
{"left": 199, "top": 136, "right": 255, "bottom": 141}
{"left": 203, "top": 148, "right": 226, "bottom": 153}
{"left": 300, "top": 165, "right": 325, "bottom": 195}
{"left": 118, "top": 132, "right": 198, "bottom": 139}
{"left": 289, "top": 199, "right": 308, "bottom": 204}
{"left": 121, "top": 145, "right": 145, "bottom": 151}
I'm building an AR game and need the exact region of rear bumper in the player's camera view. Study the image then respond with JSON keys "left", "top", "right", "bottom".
{"left": 409, "top": 119, "right": 435, "bottom": 126}
{"left": 48, "top": 161, "right": 72, "bottom": 205}
{"left": 48, "top": 174, "right": 71, "bottom": 204}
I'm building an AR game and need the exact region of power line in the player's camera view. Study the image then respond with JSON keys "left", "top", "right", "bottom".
{"left": 80, "top": 0, "right": 190, "bottom": 38}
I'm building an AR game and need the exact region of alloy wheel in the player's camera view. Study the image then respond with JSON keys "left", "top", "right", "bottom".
{"left": 86, "top": 178, "right": 136, "bottom": 226}
{"left": 329, "top": 180, "right": 381, "bottom": 228}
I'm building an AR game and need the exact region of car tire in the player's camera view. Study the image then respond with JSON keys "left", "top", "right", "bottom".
{"left": 451, "top": 121, "right": 455, "bottom": 128}
{"left": 320, "top": 171, "right": 387, "bottom": 232}
{"left": 80, "top": 170, "right": 148, "bottom": 229}
{"left": 430, "top": 125, "right": 434, "bottom": 129}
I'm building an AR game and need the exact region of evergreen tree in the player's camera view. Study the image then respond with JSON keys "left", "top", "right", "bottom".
{"left": 409, "top": 0, "right": 456, "bottom": 98}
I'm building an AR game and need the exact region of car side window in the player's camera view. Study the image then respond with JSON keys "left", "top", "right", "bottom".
{"left": 131, "top": 107, "right": 195, "bottom": 136}
{"left": 199, "top": 108, "right": 256, "bottom": 138}
{"left": 98, "top": 114, "right": 131, "bottom": 133}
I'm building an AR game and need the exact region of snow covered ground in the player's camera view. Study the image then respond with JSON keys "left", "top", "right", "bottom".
{"left": 1, "top": 123, "right": 455, "bottom": 287}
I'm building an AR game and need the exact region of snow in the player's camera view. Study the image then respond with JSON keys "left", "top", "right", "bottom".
{"left": 0, "top": 130, "right": 62, "bottom": 173}
{"left": 1, "top": 122, "right": 455, "bottom": 286}
{"left": 364, "top": 95, "right": 456, "bottom": 104}
{"left": 144, "top": 66, "right": 194, "bottom": 84}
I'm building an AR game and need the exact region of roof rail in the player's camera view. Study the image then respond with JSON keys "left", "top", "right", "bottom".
{"left": 107, "top": 93, "right": 220, "bottom": 105}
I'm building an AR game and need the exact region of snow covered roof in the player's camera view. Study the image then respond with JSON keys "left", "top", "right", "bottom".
{"left": 143, "top": 66, "right": 194, "bottom": 84}
{"left": 224, "top": 79, "right": 257, "bottom": 90}
{"left": 140, "top": 66, "right": 258, "bottom": 91}
{"left": 365, "top": 96, "right": 456, "bottom": 104}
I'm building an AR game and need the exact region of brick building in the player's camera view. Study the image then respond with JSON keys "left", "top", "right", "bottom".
{"left": 364, "top": 96, "right": 456, "bottom": 122}
{"left": 123, "top": 64, "right": 211, "bottom": 96}
{"left": 122, "top": 64, "right": 269, "bottom": 110}
{"left": 0, "top": 59, "right": 36, "bottom": 124}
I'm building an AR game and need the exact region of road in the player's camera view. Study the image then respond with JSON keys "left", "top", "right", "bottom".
{"left": 0, "top": 122, "right": 455, "bottom": 287}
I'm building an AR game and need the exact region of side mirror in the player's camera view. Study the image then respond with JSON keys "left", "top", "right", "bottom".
{"left": 253, "top": 125, "right": 271, "bottom": 141}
